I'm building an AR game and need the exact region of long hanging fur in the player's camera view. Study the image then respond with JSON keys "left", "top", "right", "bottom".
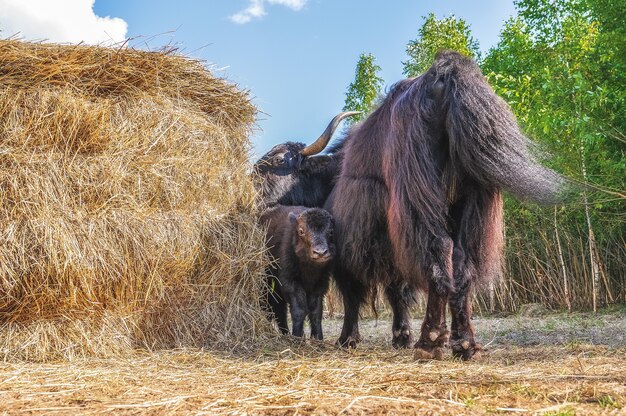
{"left": 438, "top": 51, "right": 564, "bottom": 203}
{"left": 337, "top": 50, "right": 563, "bottom": 291}
{"left": 329, "top": 50, "right": 564, "bottom": 352}
{"left": 326, "top": 52, "right": 562, "bottom": 352}
{"left": 382, "top": 75, "right": 454, "bottom": 292}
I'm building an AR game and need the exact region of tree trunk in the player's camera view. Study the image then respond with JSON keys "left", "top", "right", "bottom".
{"left": 553, "top": 206, "right": 571, "bottom": 312}
{"left": 580, "top": 147, "right": 601, "bottom": 312}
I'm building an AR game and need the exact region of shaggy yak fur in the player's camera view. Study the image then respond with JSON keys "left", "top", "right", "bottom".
{"left": 326, "top": 51, "right": 563, "bottom": 359}
{"left": 260, "top": 205, "right": 335, "bottom": 339}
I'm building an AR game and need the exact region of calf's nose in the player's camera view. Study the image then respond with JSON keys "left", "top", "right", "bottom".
{"left": 312, "top": 247, "right": 328, "bottom": 257}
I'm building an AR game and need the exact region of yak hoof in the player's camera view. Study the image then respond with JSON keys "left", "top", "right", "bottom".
{"left": 392, "top": 328, "right": 413, "bottom": 349}
{"left": 414, "top": 347, "right": 446, "bottom": 361}
{"left": 452, "top": 341, "right": 483, "bottom": 361}
{"left": 336, "top": 335, "right": 360, "bottom": 349}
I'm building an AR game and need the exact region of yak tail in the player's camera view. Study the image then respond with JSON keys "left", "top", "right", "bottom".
{"left": 440, "top": 52, "right": 564, "bottom": 203}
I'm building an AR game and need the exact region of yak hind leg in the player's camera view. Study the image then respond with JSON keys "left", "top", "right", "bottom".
{"left": 386, "top": 281, "right": 415, "bottom": 349}
{"left": 414, "top": 234, "right": 453, "bottom": 360}
{"left": 274, "top": 299, "right": 289, "bottom": 335}
{"left": 449, "top": 246, "right": 482, "bottom": 360}
{"left": 448, "top": 187, "right": 501, "bottom": 360}
{"left": 334, "top": 266, "right": 366, "bottom": 348}
{"left": 414, "top": 280, "right": 449, "bottom": 360}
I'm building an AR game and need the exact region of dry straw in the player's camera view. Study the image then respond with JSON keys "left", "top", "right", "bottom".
{"left": 0, "top": 39, "right": 272, "bottom": 361}
{"left": 0, "top": 343, "right": 624, "bottom": 414}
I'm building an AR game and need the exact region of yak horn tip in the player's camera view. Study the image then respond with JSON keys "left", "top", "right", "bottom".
{"left": 299, "top": 111, "right": 361, "bottom": 157}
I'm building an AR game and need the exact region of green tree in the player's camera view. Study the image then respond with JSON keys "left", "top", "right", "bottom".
{"left": 403, "top": 13, "right": 480, "bottom": 77}
{"left": 482, "top": 0, "right": 625, "bottom": 311}
{"left": 342, "top": 53, "right": 384, "bottom": 125}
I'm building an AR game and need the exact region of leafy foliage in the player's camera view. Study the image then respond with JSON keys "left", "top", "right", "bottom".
{"left": 481, "top": 0, "right": 625, "bottom": 310}
{"left": 403, "top": 13, "right": 480, "bottom": 77}
{"left": 342, "top": 53, "right": 384, "bottom": 124}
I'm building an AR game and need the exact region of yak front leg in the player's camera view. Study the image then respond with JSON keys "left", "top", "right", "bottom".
{"left": 308, "top": 295, "right": 324, "bottom": 340}
{"left": 335, "top": 266, "right": 366, "bottom": 348}
{"left": 414, "top": 281, "right": 449, "bottom": 360}
{"left": 289, "top": 288, "right": 308, "bottom": 338}
{"left": 386, "top": 281, "right": 415, "bottom": 349}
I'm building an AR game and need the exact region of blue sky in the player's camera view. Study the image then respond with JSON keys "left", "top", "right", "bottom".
{"left": 4, "top": 0, "right": 518, "bottom": 158}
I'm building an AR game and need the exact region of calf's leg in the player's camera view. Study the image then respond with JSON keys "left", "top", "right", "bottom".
{"left": 289, "top": 288, "right": 308, "bottom": 338}
{"left": 274, "top": 296, "right": 289, "bottom": 335}
{"left": 308, "top": 295, "right": 324, "bottom": 340}
{"left": 266, "top": 274, "right": 289, "bottom": 335}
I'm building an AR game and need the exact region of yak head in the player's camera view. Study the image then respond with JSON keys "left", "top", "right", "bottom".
{"left": 289, "top": 208, "right": 335, "bottom": 264}
{"left": 253, "top": 111, "right": 360, "bottom": 207}
{"left": 254, "top": 141, "right": 307, "bottom": 177}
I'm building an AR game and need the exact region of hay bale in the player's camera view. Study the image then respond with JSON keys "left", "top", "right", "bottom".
{"left": 0, "top": 40, "right": 270, "bottom": 361}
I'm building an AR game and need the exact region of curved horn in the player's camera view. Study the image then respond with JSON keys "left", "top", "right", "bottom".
{"left": 300, "top": 111, "right": 361, "bottom": 157}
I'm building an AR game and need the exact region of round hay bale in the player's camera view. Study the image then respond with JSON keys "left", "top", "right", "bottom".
{"left": 0, "top": 40, "right": 271, "bottom": 361}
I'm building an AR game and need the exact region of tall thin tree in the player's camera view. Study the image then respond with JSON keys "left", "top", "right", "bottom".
{"left": 343, "top": 53, "right": 384, "bottom": 125}
{"left": 403, "top": 13, "right": 480, "bottom": 77}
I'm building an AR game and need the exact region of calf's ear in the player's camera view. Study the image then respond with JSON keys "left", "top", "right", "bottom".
{"left": 288, "top": 212, "right": 298, "bottom": 224}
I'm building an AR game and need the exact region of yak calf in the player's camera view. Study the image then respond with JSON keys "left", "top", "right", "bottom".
{"left": 260, "top": 205, "right": 335, "bottom": 339}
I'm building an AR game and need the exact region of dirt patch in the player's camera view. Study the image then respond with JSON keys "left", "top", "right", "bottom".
{"left": 330, "top": 310, "right": 626, "bottom": 349}
{"left": 0, "top": 312, "right": 624, "bottom": 415}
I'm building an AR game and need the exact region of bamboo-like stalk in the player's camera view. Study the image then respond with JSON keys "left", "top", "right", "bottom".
{"left": 580, "top": 149, "right": 601, "bottom": 312}
{"left": 553, "top": 206, "right": 571, "bottom": 312}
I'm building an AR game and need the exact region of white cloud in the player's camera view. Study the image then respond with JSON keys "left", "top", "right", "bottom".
{"left": 0, "top": 0, "right": 127, "bottom": 45}
{"left": 230, "top": 0, "right": 266, "bottom": 24}
{"left": 230, "top": 0, "right": 307, "bottom": 24}
{"left": 268, "top": 0, "right": 307, "bottom": 10}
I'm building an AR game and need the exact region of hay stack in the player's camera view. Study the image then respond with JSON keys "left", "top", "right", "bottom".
{"left": 0, "top": 40, "right": 270, "bottom": 360}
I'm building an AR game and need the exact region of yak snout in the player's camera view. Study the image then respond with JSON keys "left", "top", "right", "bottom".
{"left": 311, "top": 244, "right": 331, "bottom": 261}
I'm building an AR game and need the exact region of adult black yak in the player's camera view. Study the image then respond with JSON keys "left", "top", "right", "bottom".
{"left": 327, "top": 51, "right": 563, "bottom": 360}
{"left": 253, "top": 111, "right": 359, "bottom": 208}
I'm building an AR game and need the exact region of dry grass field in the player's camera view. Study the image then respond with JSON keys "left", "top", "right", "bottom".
{"left": 1, "top": 310, "right": 624, "bottom": 415}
